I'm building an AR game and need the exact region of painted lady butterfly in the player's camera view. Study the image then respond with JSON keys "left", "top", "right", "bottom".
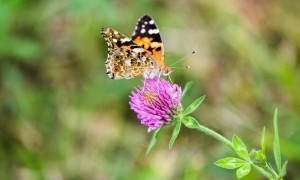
{"left": 101, "top": 15, "right": 172, "bottom": 79}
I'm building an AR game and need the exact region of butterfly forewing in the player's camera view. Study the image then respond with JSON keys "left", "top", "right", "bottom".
{"left": 132, "top": 15, "right": 165, "bottom": 66}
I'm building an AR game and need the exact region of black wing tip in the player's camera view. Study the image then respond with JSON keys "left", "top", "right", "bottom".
{"left": 141, "top": 14, "right": 151, "bottom": 17}
{"left": 140, "top": 14, "right": 152, "bottom": 20}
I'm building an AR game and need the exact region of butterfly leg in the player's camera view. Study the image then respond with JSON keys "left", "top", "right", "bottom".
{"left": 168, "top": 75, "right": 173, "bottom": 84}
{"left": 156, "top": 71, "right": 164, "bottom": 94}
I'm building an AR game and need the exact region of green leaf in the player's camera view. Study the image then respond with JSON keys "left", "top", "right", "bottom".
{"left": 232, "top": 136, "right": 250, "bottom": 161}
{"left": 214, "top": 157, "right": 247, "bottom": 169}
{"left": 261, "top": 126, "right": 266, "bottom": 154}
{"left": 182, "top": 81, "right": 193, "bottom": 99}
{"left": 183, "top": 95, "right": 206, "bottom": 116}
{"left": 169, "top": 120, "right": 182, "bottom": 149}
{"left": 273, "top": 108, "right": 282, "bottom": 173}
{"left": 146, "top": 127, "right": 163, "bottom": 155}
{"left": 236, "top": 163, "right": 251, "bottom": 179}
{"left": 280, "top": 160, "right": 288, "bottom": 177}
{"left": 182, "top": 116, "right": 200, "bottom": 129}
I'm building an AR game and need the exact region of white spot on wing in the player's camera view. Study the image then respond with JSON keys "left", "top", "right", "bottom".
{"left": 120, "top": 37, "right": 131, "bottom": 42}
{"left": 148, "top": 29, "right": 159, "bottom": 34}
{"left": 124, "top": 60, "right": 131, "bottom": 66}
{"left": 141, "top": 29, "right": 146, "bottom": 33}
{"left": 149, "top": 20, "right": 154, "bottom": 24}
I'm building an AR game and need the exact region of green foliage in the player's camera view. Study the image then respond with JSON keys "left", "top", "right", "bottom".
{"left": 182, "top": 96, "right": 206, "bottom": 116}
{"left": 171, "top": 91, "right": 286, "bottom": 180}
{"left": 261, "top": 127, "right": 266, "bottom": 154}
{"left": 181, "top": 81, "right": 193, "bottom": 99}
{"left": 214, "top": 157, "right": 247, "bottom": 169}
{"left": 281, "top": 161, "right": 288, "bottom": 177}
{"left": 169, "top": 120, "right": 182, "bottom": 149}
{"left": 249, "top": 150, "right": 266, "bottom": 166}
{"left": 232, "top": 136, "right": 250, "bottom": 161}
{"left": 251, "top": 164, "right": 272, "bottom": 179}
{"left": 273, "top": 109, "right": 282, "bottom": 173}
{"left": 213, "top": 109, "right": 287, "bottom": 179}
{"left": 182, "top": 116, "right": 201, "bottom": 129}
{"left": 236, "top": 163, "right": 251, "bottom": 179}
{"left": 146, "top": 127, "right": 163, "bottom": 155}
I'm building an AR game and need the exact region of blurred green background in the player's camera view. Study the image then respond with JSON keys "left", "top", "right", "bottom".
{"left": 1, "top": 0, "right": 300, "bottom": 179}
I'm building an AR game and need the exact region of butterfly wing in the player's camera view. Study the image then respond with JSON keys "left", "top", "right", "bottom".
{"left": 101, "top": 27, "right": 158, "bottom": 79}
{"left": 132, "top": 15, "right": 165, "bottom": 68}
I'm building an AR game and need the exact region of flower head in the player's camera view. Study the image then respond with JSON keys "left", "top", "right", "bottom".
{"left": 129, "top": 78, "right": 182, "bottom": 132}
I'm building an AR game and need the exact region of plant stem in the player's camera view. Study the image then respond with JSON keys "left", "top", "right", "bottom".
{"left": 252, "top": 164, "right": 273, "bottom": 179}
{"left": 266, "top": 163, "right": 280, "bottom": 180}
{"left": 194, "top": 123, "right": 233, "bottom": 150}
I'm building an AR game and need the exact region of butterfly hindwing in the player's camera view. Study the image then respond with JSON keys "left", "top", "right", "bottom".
{"left": 101, "top": 27, "right": 158, "bottom": 79}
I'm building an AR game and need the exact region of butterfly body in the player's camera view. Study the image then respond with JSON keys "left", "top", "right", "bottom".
{"left": 101, "top": 15, "right": 172, "bottom": 79}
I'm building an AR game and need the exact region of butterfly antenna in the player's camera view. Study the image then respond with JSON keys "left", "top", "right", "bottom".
{"left": 171, "top": 66, "right": 190, "bottom": 70}
{"left": 170, "top": 50, "right": 196, "bottom": 68}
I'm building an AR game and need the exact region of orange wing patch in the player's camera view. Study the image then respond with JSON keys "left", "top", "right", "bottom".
{"left": 134, "top": 36, "right": 164, "bottom": 66}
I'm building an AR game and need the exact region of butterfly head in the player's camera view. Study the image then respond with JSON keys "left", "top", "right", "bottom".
{"left": 162, "top": 65, "right": 173, "bottom": 76}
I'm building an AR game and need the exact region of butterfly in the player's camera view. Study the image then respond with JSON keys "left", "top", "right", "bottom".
{"left": 100, "top": 15, "right": 172, "bottom": 79}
